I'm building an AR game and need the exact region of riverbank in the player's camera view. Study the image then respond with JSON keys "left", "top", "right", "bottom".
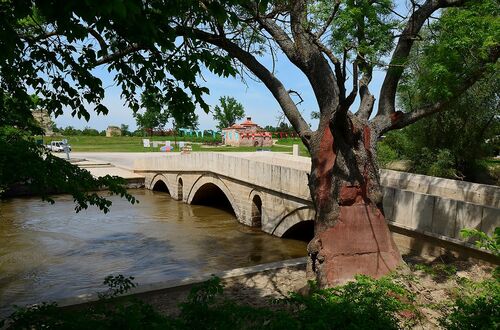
{"left": 135, "top": 259, "right": 308, "bottom": 316}
{"left": 3, "top": 253, "right": 497, "bottom": 329}
{"left": 137, "top": 254, "right": 496, "bottom": 329}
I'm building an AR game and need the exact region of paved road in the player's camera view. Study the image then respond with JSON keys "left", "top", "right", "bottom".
{"left": 67, "top": 152, "right": 173, "bottom": 169}
{"left": 68, "top": 151, "right": 313, "bottom": 171}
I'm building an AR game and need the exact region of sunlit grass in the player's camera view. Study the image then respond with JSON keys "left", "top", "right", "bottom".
{"left": 44, "top": 135, "right": 309, "bottom": 156}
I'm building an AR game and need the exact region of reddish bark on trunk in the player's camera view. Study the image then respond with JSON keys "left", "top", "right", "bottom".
{"left": 307, "top": 118, "right": 401, "bottom": 287}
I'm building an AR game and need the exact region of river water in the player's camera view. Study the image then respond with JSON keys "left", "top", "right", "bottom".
{"left": 0, "top": 190, "right": 307, "bottom": 315}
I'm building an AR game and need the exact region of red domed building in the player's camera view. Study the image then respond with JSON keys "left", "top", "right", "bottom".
{"left": 221, "top": 117, "right": 273, "bottom": 147}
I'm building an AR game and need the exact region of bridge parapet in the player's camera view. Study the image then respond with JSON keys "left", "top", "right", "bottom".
{"left": 134, "top": 153, "right": 312, "bottom": 202}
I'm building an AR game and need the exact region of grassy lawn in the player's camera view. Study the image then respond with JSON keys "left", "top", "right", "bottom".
{"left": 48, "top": 135, "right": 310, "bottom": 155}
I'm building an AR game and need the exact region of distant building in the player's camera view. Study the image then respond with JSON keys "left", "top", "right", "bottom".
{"left": 32, "top": 109, "right": 55, "bottom": 136}
{"left": 106, "top": 126, "right": 122, "bottom": 137}
{"left": 221, "top": 117, "right": 272, "bottom": 147}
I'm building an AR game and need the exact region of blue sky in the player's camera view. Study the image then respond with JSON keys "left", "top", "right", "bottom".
{"left": 54, "top": 0, "right": 414, "bottom": 133}
{"left": 54, "top": 49, "right": 388, "bottom": 132}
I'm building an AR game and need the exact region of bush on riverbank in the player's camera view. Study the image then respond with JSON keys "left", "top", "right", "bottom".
{"left": 3, "top": 266, "right": 499, "bottom": 330}
{"left": 3, "top": 275, "right": 416, "bottom": 329}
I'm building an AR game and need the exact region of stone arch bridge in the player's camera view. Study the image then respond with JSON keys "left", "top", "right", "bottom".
{"left": 134, "top": 153, "right": 315, "bottom": 240}
{"left": 133, "top": 152, "right": 500, "bottom": 247}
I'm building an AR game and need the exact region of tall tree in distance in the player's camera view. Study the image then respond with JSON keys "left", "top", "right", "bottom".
{"left": 213, "top": 96, "right": 245, "bottom": 131}
{"left": 134, "top": 92, "right": 170, "bottom": 136}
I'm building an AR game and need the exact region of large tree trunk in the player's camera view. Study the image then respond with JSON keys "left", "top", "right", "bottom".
{"left": 307, "top": 114, "right": 401, "bottom": 287}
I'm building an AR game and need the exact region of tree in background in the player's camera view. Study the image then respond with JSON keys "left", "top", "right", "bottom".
{"left": 377, "top": 10, "right": 500, "bottom": 183}
{"left": 172, "top": 110, "right": 199, "bottom": 131}
{"left": 120, "top": 124, "right": 131, "bottom": 136}
{"left": 134, "top": 92, "right": 170, "bottom": 136}
{"left": 59, "top": 126, "right": 81, "bottom": 136}
{"left": 380, "top": 74, "right": 499, "bottom": 182}
{"left": 81, "top": 126, "right": 100, "bottom": 136}
{"left": 213, "top": 96, "right": 245, "bottom": 131}
{"left": 135, "top": 92, "right": 199, "bottom": 135}
{"left": 1, "top": 0, "right": 497, "bottom": 286}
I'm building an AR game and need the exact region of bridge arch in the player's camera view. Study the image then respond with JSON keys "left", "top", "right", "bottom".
{"left": 150, "top": 174, "right": 175, "bottom": 195}
{"left": 251, "top": 194, "right": 263, "bottom": 228}
{"left": 187, "top": 174, "right": 240, "bottom": 216}
{"left": 271, "top": 206, "right": 315, "bottom": 241}
{"left": 282, "top": 220, "right": 314, "bottom": 242}
{"left": 177, "top": 176, "right": 184, "bottom": 201}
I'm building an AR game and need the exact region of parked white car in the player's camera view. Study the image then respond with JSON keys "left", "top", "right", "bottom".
{"left": 46, "top": 141, "right": 71, "bottom": 152}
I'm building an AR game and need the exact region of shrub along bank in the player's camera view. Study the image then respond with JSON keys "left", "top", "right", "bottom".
{"left": 2, "top": 260, "right": 498, "bottom": 329}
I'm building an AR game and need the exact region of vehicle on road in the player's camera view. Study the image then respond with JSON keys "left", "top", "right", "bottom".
{"left": 46, "top": 141, "right": 71, "bottom": 152}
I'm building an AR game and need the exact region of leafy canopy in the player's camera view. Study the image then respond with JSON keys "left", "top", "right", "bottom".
{"left": 383, "top": 2, "right": 500, "bottom": 181}
{"left": 399, "top": 1, "right": 499, "bottom": 105}
{"left": 134, "top": 92, "right": 171, "bottom": 133}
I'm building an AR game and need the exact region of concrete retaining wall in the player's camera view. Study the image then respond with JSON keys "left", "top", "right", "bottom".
{"left": 381, "top": 169, "right": 500, "bottom": 208}
{"left": 382, "top": 186, "right": 499, "bottom": 240}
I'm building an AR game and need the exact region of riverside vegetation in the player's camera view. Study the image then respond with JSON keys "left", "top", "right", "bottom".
{"left": 2, "top": 265, "right": 497, "bottom": 329}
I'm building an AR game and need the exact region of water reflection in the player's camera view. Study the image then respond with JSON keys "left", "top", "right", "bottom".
{"left": 0, "top": 190, "right": 306, "bottom": 315}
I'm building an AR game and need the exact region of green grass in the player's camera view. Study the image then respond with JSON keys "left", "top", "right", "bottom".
{"left": 273, "top": 137, "right": 301, "bottom": 145}
{"left": 482, "top": 157, "right": 500, "bottom": 167}
{"left": 274, "top": 137, "right": 309, "bottom": 155}
{"left": 45, "top": 135, "right": 310, "bottom": 155}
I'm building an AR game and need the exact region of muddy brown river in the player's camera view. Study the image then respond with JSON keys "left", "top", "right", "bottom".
{"left": 0, "top": 190, "right": 307, "bottom": 315}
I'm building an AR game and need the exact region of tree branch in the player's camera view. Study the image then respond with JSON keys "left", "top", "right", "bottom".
{"left": 94, "top": 44, "right": 143, "bottom": 66}
{"left": 179, "top": 27, "right": 312, "bottom": 142}
{"left": 290, "top": 0, "right": 308, "bottom": 51}
{"left": 254, "top": 4, "right": 339, "bottom": 118}
{"left": 257, "top": 17, "right": 298, "bottom": 61}
{"left": 373, "top": 61, "right": 496, "bottom": 135}
{"left": 345, "top": 62, "right": 358, "bottom": 106}
{"left": 355, "top": 65, "right": 374, "bottom": 119}
{"left": 309, "top": 37, "right": 344, "bottom": 98}
{"left": 87, "top": 28, "right": 108, "bottom": 54}
{"left": 315, "top": 0, "right": 341, "bottom": 38}
{"left": 377, "top": 0, "right": 470, "bottom": 118}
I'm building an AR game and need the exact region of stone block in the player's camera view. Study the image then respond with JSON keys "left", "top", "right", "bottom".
{"left": 392, "top": 190, "right": 414, "bottom": 227}
{"left": 454, "top": 202, "right": 483, "bottom": 239}
{"left": 432, "top": 197, "right": 457, "bottom": 237}
{"left": 280, "top": 167, "right": 291, "bottom": 194}
{"left": 234, "top": 157, "right": 242, "bottom": 179}
{"left": 253, "top": 161, "right": 264, "bottom": 186}
{"left": 240, "top": 159, "right": 250, "bottom": 183}
{"left": 412, "top": 193, "right": 434, "bottom": 232}
{"left": 481, "top": 207, "right": 500, "bottom": 236}
{"left": 382, "top": 187, "right": 395, "bottom": 221}
{"left": 270, "top": 165, "right": 281, "bottom": 193}
{"left": 298, "top": 171, "right": 310, "bottom": 200}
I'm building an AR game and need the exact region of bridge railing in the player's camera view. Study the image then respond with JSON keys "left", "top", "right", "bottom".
{"left": 134, "top": 152, "right": 312, "bottom": 201}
